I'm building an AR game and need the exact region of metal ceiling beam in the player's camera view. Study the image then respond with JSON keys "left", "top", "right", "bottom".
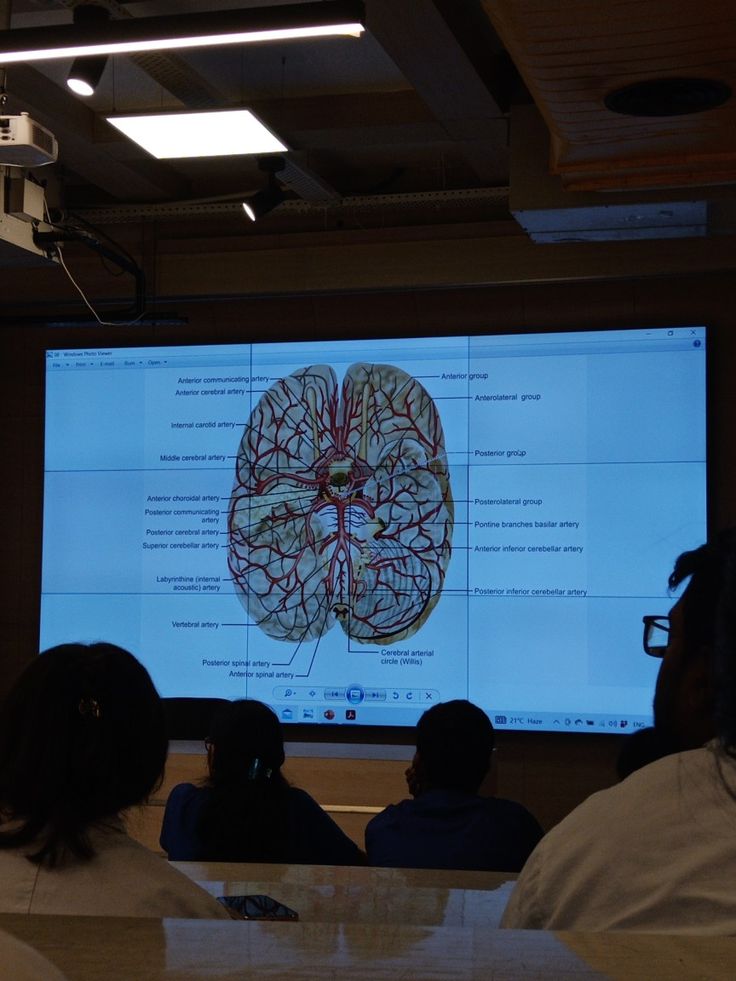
{"left": 130, "top": 51, "right": 227, "bottom": 110}
{"left": 367, "top": 0, "right": 508, "bottom": 183}
{"left": 71, "top": 186, "right": 510, "bottom": 223}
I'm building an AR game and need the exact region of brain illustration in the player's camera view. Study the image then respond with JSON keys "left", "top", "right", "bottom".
{"left": 228, "top": 363, "right": 454, "bottom": 645}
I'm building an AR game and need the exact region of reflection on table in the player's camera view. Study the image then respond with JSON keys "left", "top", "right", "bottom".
{"left": 2, "top": 913, "right": 736, "bottom": 981}
{"left": 172, "top": 860, "right": 516, "bottom": 928}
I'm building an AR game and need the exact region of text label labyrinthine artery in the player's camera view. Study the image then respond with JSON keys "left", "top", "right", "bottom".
{"left": 228, "top": 363, "right": 454, "bottom": 645}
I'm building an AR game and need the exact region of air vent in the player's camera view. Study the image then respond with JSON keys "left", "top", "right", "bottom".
{"left": 605, "top": 78, "right": 731, "bottom": 117}
{"left": 31, "top": 124, "right": 55, "bottom": 154}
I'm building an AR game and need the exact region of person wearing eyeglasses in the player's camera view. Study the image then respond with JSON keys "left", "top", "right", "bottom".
{"left": 613, "top": 619, "right": 678, "bottom": 780}
{"left": 501, "top": 529, "right": 736, "bottom": 933}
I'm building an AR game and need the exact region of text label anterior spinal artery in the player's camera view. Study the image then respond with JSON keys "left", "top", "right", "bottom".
{"left": 228, "top": 363, "right": 454, "bottom": 645}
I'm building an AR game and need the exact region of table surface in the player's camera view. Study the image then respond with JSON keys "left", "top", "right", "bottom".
{"left": 173, "top": 860, "right": 516, "bottom": 928}
{"left": 172, "top": 861, "right": 515, "bottom": 891}
{"left": 2, "top": 912, "right": 736, "bottom": 981}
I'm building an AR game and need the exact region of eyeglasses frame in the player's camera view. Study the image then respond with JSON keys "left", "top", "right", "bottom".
{"left": 642, "top": 614, "right": 670, "bottom": 657}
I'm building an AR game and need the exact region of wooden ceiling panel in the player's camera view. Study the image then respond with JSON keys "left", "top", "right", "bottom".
{"left": 484, "top": 0, "right": 736, "bottom": 190}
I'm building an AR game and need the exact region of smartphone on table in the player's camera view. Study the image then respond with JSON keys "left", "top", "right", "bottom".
{"left": 217, "top": 894, "right": 299, "bottom": 921}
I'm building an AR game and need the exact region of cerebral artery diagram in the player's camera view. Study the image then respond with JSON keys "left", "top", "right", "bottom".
{"left": 228, "top": 363, "right": 454, "bottom": 645}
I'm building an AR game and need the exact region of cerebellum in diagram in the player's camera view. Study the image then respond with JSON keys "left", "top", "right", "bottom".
{"left": 228, "top": 363, "right": 454, "bottom": 646}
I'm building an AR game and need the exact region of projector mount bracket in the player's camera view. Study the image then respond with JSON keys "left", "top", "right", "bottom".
{"left": 33, "top": 224, "right": 145, "bottom": 324}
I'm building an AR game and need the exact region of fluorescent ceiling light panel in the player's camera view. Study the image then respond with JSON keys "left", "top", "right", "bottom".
{"left": 0, "top": 2, "right": 364, "bottom": 63}
{"left": 107, "top": 109, "right": 288, "bottom": 160}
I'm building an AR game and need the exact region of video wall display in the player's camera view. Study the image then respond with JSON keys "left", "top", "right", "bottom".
{"left": 41, "top": 326, "right": 707, "bottom": 733}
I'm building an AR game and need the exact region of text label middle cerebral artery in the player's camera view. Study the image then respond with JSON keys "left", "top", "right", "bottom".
{"left": 228, "top": 363, "right": 454, "bottom": 646}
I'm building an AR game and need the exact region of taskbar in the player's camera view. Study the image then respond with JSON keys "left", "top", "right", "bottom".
{"left": 269, "top": 699, "right": 651, "bottom": 732}
{"left": 490, "top": 711, "right": 652, "bottom": 733}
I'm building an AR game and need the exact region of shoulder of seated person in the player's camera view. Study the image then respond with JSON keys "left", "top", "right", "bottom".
{"left": 544, "top": 746, "right": 717, "bottom": 839}
{"left": 168, "top": 782, "right": 201, "bottom": 798}
{"left": 618, "top": 744, "right": 715, "bottom": 785}
{"left": 484, "top": 794, "right": 535, "bottom": 812}
{"left": 371, "top": 799, "right": 411, "bottom": 816}
{"left": 287, "top": 785, "right": 321, "bottom": 807}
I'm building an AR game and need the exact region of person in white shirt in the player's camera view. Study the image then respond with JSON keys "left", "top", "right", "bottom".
{"left": 0, "top": 642, "right": 229, "bottom": 919}
{"left": 502, "top": 529, "right": 736, "bottom": 934}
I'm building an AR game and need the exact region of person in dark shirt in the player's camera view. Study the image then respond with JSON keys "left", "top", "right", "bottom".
{"left": 365, "top": 700, "right": 542, "bottom": 872}
{"left": 161, "top": 699, "right": 364, "bottom": 865}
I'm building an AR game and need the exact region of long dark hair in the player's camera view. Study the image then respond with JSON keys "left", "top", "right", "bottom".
{"left": 198, "top": 700, "right": 291, "bottom": 862}
{"left": 0, "top": 643, "right": 167, "bottom": 866}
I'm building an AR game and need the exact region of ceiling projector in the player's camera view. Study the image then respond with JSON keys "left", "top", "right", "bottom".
{"left": 0, "top": 113, "right": 58, "bottom": 167}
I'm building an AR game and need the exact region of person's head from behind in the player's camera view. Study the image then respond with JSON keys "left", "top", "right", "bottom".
{"left": 412, "top": 699, "right": 495, "bottom": 795}
{"left": 0, "top": 642, "right": 167, "bottom": 866}
{"left": 653, "top": 529, "right": 736, "bottom": 753}
{"left": 206, "top": 699, "right": 286, "bottom": 786}
{"left": 199, "top": 700, "right": 289, "bottom": 862}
